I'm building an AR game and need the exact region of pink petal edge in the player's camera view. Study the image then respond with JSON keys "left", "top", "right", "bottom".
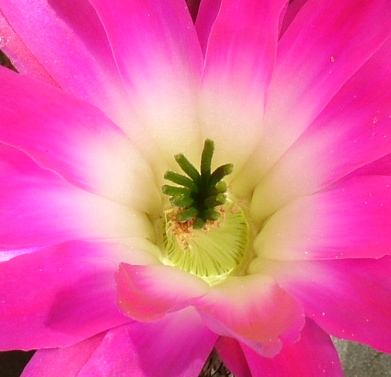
{"left": 0, "top": 241, "right": 131, "bottom": 350}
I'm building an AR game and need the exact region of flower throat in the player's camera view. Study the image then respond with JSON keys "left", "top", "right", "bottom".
{"left": 160, "top": 139, "right": 250, "bottom": 284}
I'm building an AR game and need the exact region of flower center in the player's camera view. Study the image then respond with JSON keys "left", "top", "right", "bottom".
{"left": 159, "top": 139, "right": 251, "bottom": 284}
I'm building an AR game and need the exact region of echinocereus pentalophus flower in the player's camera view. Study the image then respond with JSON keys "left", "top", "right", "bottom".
{"left": 0, "top": 0, "right": 391, "bottom": 376}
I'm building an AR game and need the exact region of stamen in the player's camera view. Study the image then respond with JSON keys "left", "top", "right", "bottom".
{"left": 163, "top": 139, "right": 233, "bottom": 229}
{"left": 159, "top": 139, "right": 251, "bottom": 284}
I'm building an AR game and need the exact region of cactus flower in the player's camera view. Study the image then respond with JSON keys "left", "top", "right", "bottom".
{"left": 0, "top": 0, "right": 391, "bottom": 376}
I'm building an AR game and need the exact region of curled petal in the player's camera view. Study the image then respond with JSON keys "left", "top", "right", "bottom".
{"left": 242, "top": 319, "right": 343, "bottom": 377}
{"left": 116, "top": 264, "right": 209, "bottom": 321}
{"left": 196, "top": 275, "right": 305, "bottom": 357}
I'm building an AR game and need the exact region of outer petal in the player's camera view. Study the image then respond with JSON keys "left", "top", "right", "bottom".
{"left": 0, "top": 66, "right": 160, "bottom": 213}
{"left": 255, "top": 257, "right": 391, "bottom": 353}
{"left": 0, "top": 241, "right": 133, "bottom": 350}
{"left": 258, "top": 0, "right": 391, "bottom": 172}
{"left": 347, "top": 152, "right": 391, "bottom": 178}
{"left": 215, "top": 337, "right": 251, "bottom": 377}
{"left": 199, "top": 0, "right": 288, "bottom": 170}
{"left": 116, "top": 265, "right": 305, "bottom": 358}
{"left": 252, "top": 34, "right": 391, "bottom": 216}
{"left": 21, "top": 334, "right": 104, "bottom": 377}
{"left": 0, "top": 0, "right": 131, "bottom": 125}
{"left": 187, "top": 0, "right": 201, "bottom": 23}
{"left": 0, "top": 8, "right": 57, "bottom": 86}
{"left": 195, "top": 0, "right": 221, "bottom": 54}
{"left": 196, "top": 275, "right": 305, "bottom": 357}
{"left": 24, "top": 310, "right": 217, "bottom": 377}
{"left": 0, "top": 143, "right": 151, "bottom": 250}
{"left": 279, "top": 0, "right": 309, "bottom": 37}
{"left": 116, "top": 264, "right": 209, "bottom": 321}
{"left": 253, "top": 176, "right": 391, "bottom": 260}
{"left": 88, "top": 0, "right": 204, "bottom": 165}
{"left": 242, "top": 319, "right": 343, "bottom": 377}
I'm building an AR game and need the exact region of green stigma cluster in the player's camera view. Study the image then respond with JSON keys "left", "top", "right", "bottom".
{"left": 162, "top": 139, "right": 233, "bottom": 229}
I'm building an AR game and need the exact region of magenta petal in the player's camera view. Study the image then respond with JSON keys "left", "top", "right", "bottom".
{"left": 215, "top": 337, "right": 251, "bottom": 377}
{"left": 261, "top": 0, "right": 391, "bottom": 169}
{"left": 243, "top": 319, "right": 343, "bottom": 377}
{"left": 88, "top": 0, "right": 203, "bottom": 161}
{"left": 0, "top": 8, "right": 58, "bottom": 86}
{"left": 200, "top": 0, "right": 288, "bottom": 168}
{"left": 0, "top": 143, "right": 149, "bottom": 250}
{"left": 116, "top": 263, "right": 208, "bottom": 321}
{"left": 348, "top": 152, "right": 391, "bottom": 178}
{"left": 0, "top": 67, "right": 160, "bottom": 211}
{"left": 0, "top": 0, "right": 130, "bottom": 124}
{"left": 0, "top": 241, "right": 131, "bottom": 350}
{"left": 254, "top": 176, "right": 391, "bottom": 260}
{"left": 279, "top": 0, "right": 309, "bottom": 37}
{"left": 255, "top": 35, "right": 391, "bottom": 215}
{"left": 195, "top": 0, "right": 222, "bottom": 54}
{"left": 268, "top": 257, "right": 391, "bottom": 353}
{"left": 76, "top": 310, "right": 216, "bottom": 377}
{"left": 196, "top": 275, "right": 305, "bottom": 357}
{"left": 21, "top": 334, "right": 104, "bottom": 377}
{"left": 23, "top": 310, "right": 217, "bottom": 377}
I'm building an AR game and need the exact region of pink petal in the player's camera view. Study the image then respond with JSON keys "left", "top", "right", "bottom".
{"left": 81, "top": 310, "right": 216, "bottom": 377}
{"left": 253, "top": 176, "right": 391, "bottom": 260}
{"left": 0, "top": 67, "right": 160, "bottom": 212}
{"left": 261, "top": 257, "right": 391, "bottom": 353}
{"left": 116, "top": 264, "right": 209, "bottom": 321}
{"left": 196, "top": 275, "right": 305, "bottom": 357}
{"left": 259, "top": 0, "right": 391, "bottom": 172}
{"left": 24, "top": 310, "right": 217, "bottom": 377}
{"left": 0, "top": 241, "right": 132, "bottom": 350}
{"left": 0, "top": 246, "right": 40, "bottom": 263}
{"left": 195, "top": 0, "right": 222, "bottom": 54}
{"left": 253, "top": 34, "right": 391, "bottom": 217}
{"left": 243, "top": 319, "right": 343, "bottom": 377}
{"left": 347, "top": 152, "right": 391, "bottom": 178}
{"left": 199, "top": 0, "right": 287, "bottom": 169}
{"left": 0, "top": 8, "right": 58, "bottom": 86}
{"left": 215, "top": 337, "right": 251, "bottom": 377}
{"left": 88, "top": 0, "right": 204, "bottom": 163}
{"left": 279, "top": 0, "right": 309, "bottom": 37}
{"left": 0, "top": 0, "right": 131, "bottom": 125}
{"left": 0, "top": 143, "right": 151, "bottom": 250}
{"left": 21, "top": 334, "right": 104, "bottom": 377}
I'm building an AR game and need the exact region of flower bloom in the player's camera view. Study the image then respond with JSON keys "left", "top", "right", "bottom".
{"left": 1, "top": 0, "right": 391, "bottom": 376}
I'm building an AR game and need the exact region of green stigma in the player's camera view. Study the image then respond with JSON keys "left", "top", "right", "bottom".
{"left": 159, "top": 139, "right": 251, "bottom": 284}
{"left": 162, "top": 139, "right": 233, "bottom": 229}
